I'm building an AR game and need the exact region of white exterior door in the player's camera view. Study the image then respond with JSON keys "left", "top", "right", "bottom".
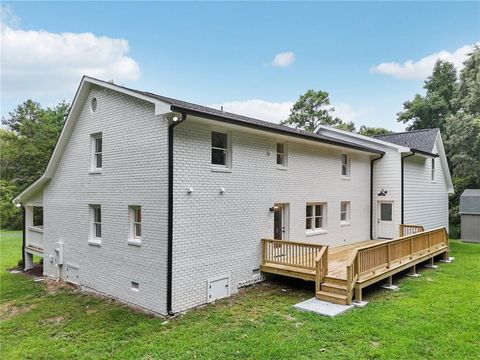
{"left": 377, "top": 201, "right": 394, "bottom": 239}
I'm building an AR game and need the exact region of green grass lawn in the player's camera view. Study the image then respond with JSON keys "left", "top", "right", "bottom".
{"left": 1, "top": 230, "right": 479, "bottom": 359}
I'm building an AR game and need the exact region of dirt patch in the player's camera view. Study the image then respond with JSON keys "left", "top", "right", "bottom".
{"left": 0, "top": 301, "right": 36, "bottom": 321}
{"left": 45, "top": 279, "right": 76, "bottom": 294}
{"left": 41, "top": 316, "right": 65, "bottom": 325}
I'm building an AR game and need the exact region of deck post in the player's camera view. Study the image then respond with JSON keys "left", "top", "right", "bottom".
{"left": 354, "top": 287, "right": 362, "bottom": 302}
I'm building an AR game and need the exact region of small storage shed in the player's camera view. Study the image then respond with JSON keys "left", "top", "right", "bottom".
{"left": 460, "top": 189, "right": 480, "bottom": 243}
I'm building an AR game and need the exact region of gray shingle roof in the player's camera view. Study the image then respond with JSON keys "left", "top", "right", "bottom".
{"left": 460, "top": 189, "right": 480, "bottom": 214}
{"left": 117, "top": 85, "right": 384, "bottom": 155}
{"left": 374, "top": 128, "right": 439, "bottom": 154}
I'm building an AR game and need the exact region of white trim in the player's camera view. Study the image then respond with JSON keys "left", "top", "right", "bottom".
{"left": 317, "top": 124, "right": 411, "bottom": 152}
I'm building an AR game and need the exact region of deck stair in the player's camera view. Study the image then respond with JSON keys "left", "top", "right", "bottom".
{"left": 317, "top": 278, "right": 349, "bottom": 305}
{"left": 261, "top": 225, "right": 449, "bottom": 306}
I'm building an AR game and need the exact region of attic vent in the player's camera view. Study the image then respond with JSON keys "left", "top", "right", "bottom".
{"left": 91, "top": 97, "right": 98, "bottom": 112}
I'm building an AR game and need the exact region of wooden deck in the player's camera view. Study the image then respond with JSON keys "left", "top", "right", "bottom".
{"left": 260, "top": 225, "right": 449, "bottom": 305}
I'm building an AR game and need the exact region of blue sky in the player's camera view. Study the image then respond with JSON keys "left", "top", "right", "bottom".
{"left": 2, "top": 1, "right": 479, "bottom": 130}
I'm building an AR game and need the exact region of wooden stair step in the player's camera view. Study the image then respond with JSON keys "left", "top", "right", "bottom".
{"left": 321, "top": 282, "right": 348, "bottom": 295}
{"left": 316, "top": 291, "right": 348, "bottom": 305}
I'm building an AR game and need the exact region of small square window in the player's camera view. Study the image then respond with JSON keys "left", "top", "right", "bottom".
{"left": 306, "top": 203, "right": 326, "bottom": 232}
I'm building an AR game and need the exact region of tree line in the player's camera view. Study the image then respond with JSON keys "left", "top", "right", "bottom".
{"left": 1, "top": 46, "right": 478, "bottom": 235}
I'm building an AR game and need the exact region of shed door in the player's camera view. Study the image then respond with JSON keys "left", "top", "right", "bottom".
{"left": 207, "top": 277, "right": 229, "bottom": 302}
{"left": 377, "top": 201, "right": 394, "bottom": 239}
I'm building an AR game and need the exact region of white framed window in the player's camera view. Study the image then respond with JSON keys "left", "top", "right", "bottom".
{"left": 276, "top": 143, "right": 287, "bottom": 168}
{"left": 306, "top": 203, "right": 327, "bottom": 233}
{"left": 341, "top": 154, "right": 349, "bottom": 178}
{"left": 129, "top": 206, "right": 142, "bottom": 244}
{"left": 340, "top": 201, "right": 350, "bottom": 224}
{"left": 90, "top": 205, "right": 102, "bottom": 244}
{"left": 211, "top": 130, "right": 230, "bottom": 168}
{"left": 91, "top": 133, "right": 102, "bottom": 171}
{"left": 431, "top": 158, "right": 435, "bottom": 182}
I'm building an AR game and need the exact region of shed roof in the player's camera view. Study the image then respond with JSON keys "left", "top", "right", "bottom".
{"left": 460, "top": 189, "right": 480, "bottom": 214}
{"left": 374, "top": 128, "right": 439, "bottom": 154}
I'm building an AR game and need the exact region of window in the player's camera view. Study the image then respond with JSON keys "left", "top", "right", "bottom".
{"left": 340, "top": 202, "right": 350, "bottom": 224}
{"left": 306, "top": 203, "right": 326, "bottom": 232}
{"left": 276, "top": 143, "right": 287, "bottom": 167}
{"left": 32, "top": 206, "right": 43, "bottom": 228}
{"left": 341, "top": 154, "right": 349, "bottom": 177}
{"left": 129, "top": 206, "right": 142, "bottom": 242}
{"left": 91, "top": 133, "right": 102, "bottom": 170}
{"left": 211, "top": 131, "right": 229, "bottom": 167}
{"left": 90, "top": 205, "right": 102, "bottom": 242}
{"left": 91, "top": 97, "right": 97, "bottom": 112}
{"left": 431, "top": 158, "right": 435, "bottom": 181}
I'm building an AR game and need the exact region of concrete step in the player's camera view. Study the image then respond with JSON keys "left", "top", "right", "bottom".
{"left": 321, "top": 282, "right": 348, "bottom": 296}
{"left": 316, "top": 291, "right": 348, "bottom": 305}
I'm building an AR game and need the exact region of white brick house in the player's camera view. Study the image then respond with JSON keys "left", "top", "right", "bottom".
{"left": 13, "top": 77, "right": 453, "bottom": 314}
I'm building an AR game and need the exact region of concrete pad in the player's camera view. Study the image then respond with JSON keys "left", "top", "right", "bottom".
{"left": 424, "top": 264, "right": 439, "bottom": 269}
{"left": 294, "top": 298, "right": 353, "bottom": 317}
{"left": 352, "top": 300, "right": 369, "bottom": 308}
{"left": 440, "top": 257, "right": 455, "bottom": 263}
{"left": 407, "top": 273, "right": 421, "bottom": 278}
{"left": 381, "top": 284, "right": 399, "bottom": 290}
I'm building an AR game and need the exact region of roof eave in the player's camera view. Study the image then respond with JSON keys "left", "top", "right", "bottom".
{"left": 171, "top": 105, "right": 384, "bottom": 155}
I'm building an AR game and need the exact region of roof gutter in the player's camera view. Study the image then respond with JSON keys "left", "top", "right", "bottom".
{"left": 170, "top": 106, "right": 384, "bottom": 156}
{"left": 401, "top": 151, "right": 416, "bottom": 224}
{"left": 167, "top": 111, "right": 187, "bottom": 316}
{"left": 370, "top": 154, "right": 384, "bottom": 239}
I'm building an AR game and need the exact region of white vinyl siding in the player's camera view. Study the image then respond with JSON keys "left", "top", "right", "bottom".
{"left": 404, "top": 140, "right": 449, "bottom": 231}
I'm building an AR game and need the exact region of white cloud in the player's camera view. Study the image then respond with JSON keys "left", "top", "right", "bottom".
{"left": 0, "top": 6, "right": 140, "bottom": 97}
{"left": 370, "top": 44, "right": 476, "bottom": 80}
{"left": 209, "top": 99, "right": 294, "bottom": 123}
{"left": 332, "top": 103, "right": 375, "bottom": 123}
{"left": 209, "top": 99, "right": 374, "bottom": 125}
{"left": 271, "top": 51, "right": 295, "bottom": 67}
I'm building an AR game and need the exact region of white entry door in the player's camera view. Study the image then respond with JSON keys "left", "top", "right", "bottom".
{"left": 377, "top": 201, "right": 394, "bottom": 239}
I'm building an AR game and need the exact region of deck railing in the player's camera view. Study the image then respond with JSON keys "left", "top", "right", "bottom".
{"left": 399, "top": 224, "right": 424, "bottom": 237}
{"left": 315, "top": 246, "right": 329, "bottom": 293}
{"left": 261, "top": 239, "right": 326, "bottom": 270}
{"left": 345, "top": 226, "right": 448, "bottom": 304}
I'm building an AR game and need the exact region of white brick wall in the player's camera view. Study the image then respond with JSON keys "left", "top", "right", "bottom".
{"left": 42, "top": 87, "right": 169, "bottom": 314}
{"left": 171, "top": 119, "right": 373, "bottom": 312}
